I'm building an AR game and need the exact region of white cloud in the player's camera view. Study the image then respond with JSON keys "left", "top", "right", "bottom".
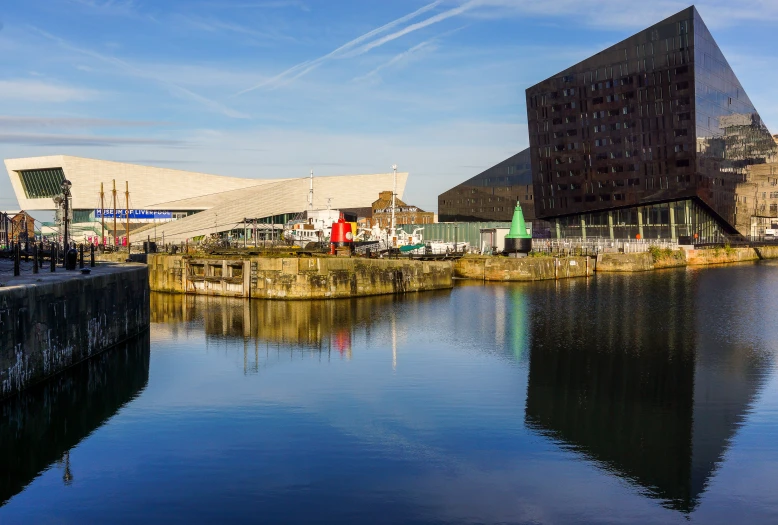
{"left": 0, "top": 79, "right": 97, "bottom": 102}
{"left": 197, "top": 0, "right": 309, "bottom": 9}
{"left": 30, "top": 27, "right": 250, "bottom": 119}
{"left": 354, "top": 39, "right": 439, "bottom": 83}
{"left": 0, "top": 132, "right": 182, "bottom": 147}
{"left": 461, "top": 0, "right": 778, "bottom": 28}
{"left": 0, "top": 116, "right": 168, "bottom": 129}
{"left": 344, "top": 0, "right": 479, "bottom": 59}
{"left": 233, "top": 0, "right": 444, "bottom": 95}
{"left": 173, "top": 14, "right": 294, "bottom": 42}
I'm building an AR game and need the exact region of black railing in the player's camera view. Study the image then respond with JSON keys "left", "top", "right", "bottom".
{"left": 0, "top": 242, "right": 97, "bottom": 277}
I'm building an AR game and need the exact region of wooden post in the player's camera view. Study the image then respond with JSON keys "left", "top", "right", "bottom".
{"left": 100, "top": 182, "right": 105, "bottom": 247}
{"left": 125, "top": 181, "right": 130, "bottom": 254}
{"left": 112, "top": 179, "right": 117, "bottom": 248}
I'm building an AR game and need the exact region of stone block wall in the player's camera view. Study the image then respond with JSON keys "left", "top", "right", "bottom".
{"left": 147, "top": 255, "right": 453, "bottom": 299}
{"left": 455, "top": 256, "right": 591, "bottom": 281}
{"left": 595, "top": 253, "right": 656, "bottom": 272}
{"left": 147, "top": 254, "right": 186, "bottom": 294}
{"left": 250, "top": 257, "right": 452, "bottom": 299}
{"left": 0, "top": 265, "right": 149, "bottom": 399}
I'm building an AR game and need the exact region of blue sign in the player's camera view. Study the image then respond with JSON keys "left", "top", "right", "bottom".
{"left": 95, "top": 209, "right": 173, "bottom": 220}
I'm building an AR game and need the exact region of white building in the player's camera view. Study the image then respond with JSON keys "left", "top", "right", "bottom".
{"left": 4, "top": 156, "right": 408, "bottom": 243}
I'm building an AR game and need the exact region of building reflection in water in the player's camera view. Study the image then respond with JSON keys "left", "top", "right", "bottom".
{"left": 522, "top": 271, "right": 770, "bottom": 513}
{"left": 150, "top": 291, "right": 452, "bottom": 373}
{"left": 0, "top": 333, "right": 150, "bottom": 506}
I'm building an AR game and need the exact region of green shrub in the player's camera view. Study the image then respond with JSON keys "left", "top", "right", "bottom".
{"left": 648, "top": 246, "right": 681, "bottom": 262}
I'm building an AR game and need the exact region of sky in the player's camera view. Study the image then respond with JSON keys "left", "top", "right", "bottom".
{"left": 1, "top": 0, "right": 778, "bottom": 216}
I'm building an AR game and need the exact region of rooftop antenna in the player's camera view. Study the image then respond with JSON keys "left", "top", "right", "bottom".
{"left": 309, "top": 169, "right": 314, "bottom": 212}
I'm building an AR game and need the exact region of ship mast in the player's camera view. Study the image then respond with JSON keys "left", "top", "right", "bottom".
{"left": 391, "top": 164, "right": 397, "bottom": 247}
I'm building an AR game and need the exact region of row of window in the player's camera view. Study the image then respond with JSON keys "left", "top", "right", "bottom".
{"left": 540, "top": 175, "right": 697, "bottom": 210}
{"left": 534, "top": 59, "right": 694, "bottom": 111}
{"left": 442, "top": 194, "right": 534, "bottom": 207}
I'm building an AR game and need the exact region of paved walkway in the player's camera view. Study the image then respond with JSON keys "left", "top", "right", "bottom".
{"left": 0, "top": 258, "right": 36, "bottom": 279}
{"left": 0, "top": 259, "right": 144, "bottom": 288}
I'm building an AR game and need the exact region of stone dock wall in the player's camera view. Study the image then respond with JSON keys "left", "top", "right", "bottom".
{"left": 147, "top": 255, "right": 453, "bottom": 299}
{"left": 0, "top": 264, "right": 149, "bottom": 399}
{"left": 455, "top": 256, "right": 592, "bottom": 281}
{"left": 455, "top": 246, "right": 778, "bottom": 281}
{"left": 596, "top": 246, "right": 778, "bottom": 272}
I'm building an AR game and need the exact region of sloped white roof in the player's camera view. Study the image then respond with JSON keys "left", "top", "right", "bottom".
{"left": 149, "top": 171, "right": 408, "bottom": 243}
{"left": 4, "top": 155, "right": 276, "bottom": 211}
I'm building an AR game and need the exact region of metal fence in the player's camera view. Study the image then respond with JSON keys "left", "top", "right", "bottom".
{"left": 530, "top": 237, "right": 679, "bottom": 256}
{"left": 0, "top": 241, "right": 97, "bottom": 277}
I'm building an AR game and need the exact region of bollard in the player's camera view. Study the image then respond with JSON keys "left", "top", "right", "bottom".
{"left": 33, "top": 244, "right": 39, "bottom": 274}
{"left": 79, "top": 244, "right": 84, "bottom": 269}
{"left": 38, "top": 242, "right": 43, "bottom": 269}
{"left": 90, "top": 244, "right": 95, "bottom": 267}
{"left": 14, "top": 243, "right": 20, "bottom": 276}
{"left": 51, "top": 245, "right": 56, "bottom": 272}
{"left": 65, "top": 246, "right": 78, "bottom": 271}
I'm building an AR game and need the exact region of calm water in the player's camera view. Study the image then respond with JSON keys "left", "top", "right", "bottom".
{"left": 2, "top": 262, "right": 778, "bottom": 524}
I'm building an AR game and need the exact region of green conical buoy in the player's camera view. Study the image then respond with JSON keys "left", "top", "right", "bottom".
{"left": 505, "top": 202, "right": 531, "bottom": 239}
{"left": 504, "top": 202, "right": 532, "bottom": 254}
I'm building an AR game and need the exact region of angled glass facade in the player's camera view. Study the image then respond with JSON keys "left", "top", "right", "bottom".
{"left": 525, "top": 6, "right": 775, "bottom": 238}
{"left": 17, "top": 168, "right": 66, "bottom": 199}
{"left": 438, "top": 149, "right": 536, "bottom": 223}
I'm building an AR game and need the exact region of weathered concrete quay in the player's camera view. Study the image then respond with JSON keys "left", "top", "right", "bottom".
{"left": 0, "top": 264, "right": 149, "bottom": 399}
{"left": 147, "top": 254, "right": 453, "bottom": 299}
{"left": 454, "top": 246, "right": 778, "bottom": 281}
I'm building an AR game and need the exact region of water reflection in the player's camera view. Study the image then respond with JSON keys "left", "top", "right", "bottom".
{"left": 0, "top": 333, "right": 150, "bottom": 505}
{"left": 522, "top": 270, "right": 770, "bottom": 512}
{"left": 150, "top": 291, "right": 452, "bottom": 369}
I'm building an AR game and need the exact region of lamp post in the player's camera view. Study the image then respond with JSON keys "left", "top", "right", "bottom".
{"left": 53, "top": 195, "right": 64, "bottom": 251}
{"left": 61, "top": 179, "right": 72, "bottom": 253}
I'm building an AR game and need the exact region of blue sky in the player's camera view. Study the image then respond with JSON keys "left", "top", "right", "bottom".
{"left": 1, "top": 0, "right": 777, "bottom": 215}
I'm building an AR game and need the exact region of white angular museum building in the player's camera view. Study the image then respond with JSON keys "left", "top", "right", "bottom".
{"left": 4, "top": 155, "right": 408, "bottom": 244}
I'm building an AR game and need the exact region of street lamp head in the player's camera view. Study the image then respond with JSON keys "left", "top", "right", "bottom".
{"left": 61, "top": 179, "right": 72, "bottom": 193}
{"left": 392, "top": 164, "right": 397, "bottom": 171}
{"left": 53, "top": 195, "right": 63, "bottom": 205}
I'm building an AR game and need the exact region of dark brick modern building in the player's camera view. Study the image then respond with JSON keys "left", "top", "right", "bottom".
{"left": 526, "top": 6, "right": 775, "bottom": 240}
{"left": 437, "top": 149, "right": 536, "bottom": 222}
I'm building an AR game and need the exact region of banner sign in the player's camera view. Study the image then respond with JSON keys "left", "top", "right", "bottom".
{"left": 95, "top": 209, "right": 173, "bottom": 220}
